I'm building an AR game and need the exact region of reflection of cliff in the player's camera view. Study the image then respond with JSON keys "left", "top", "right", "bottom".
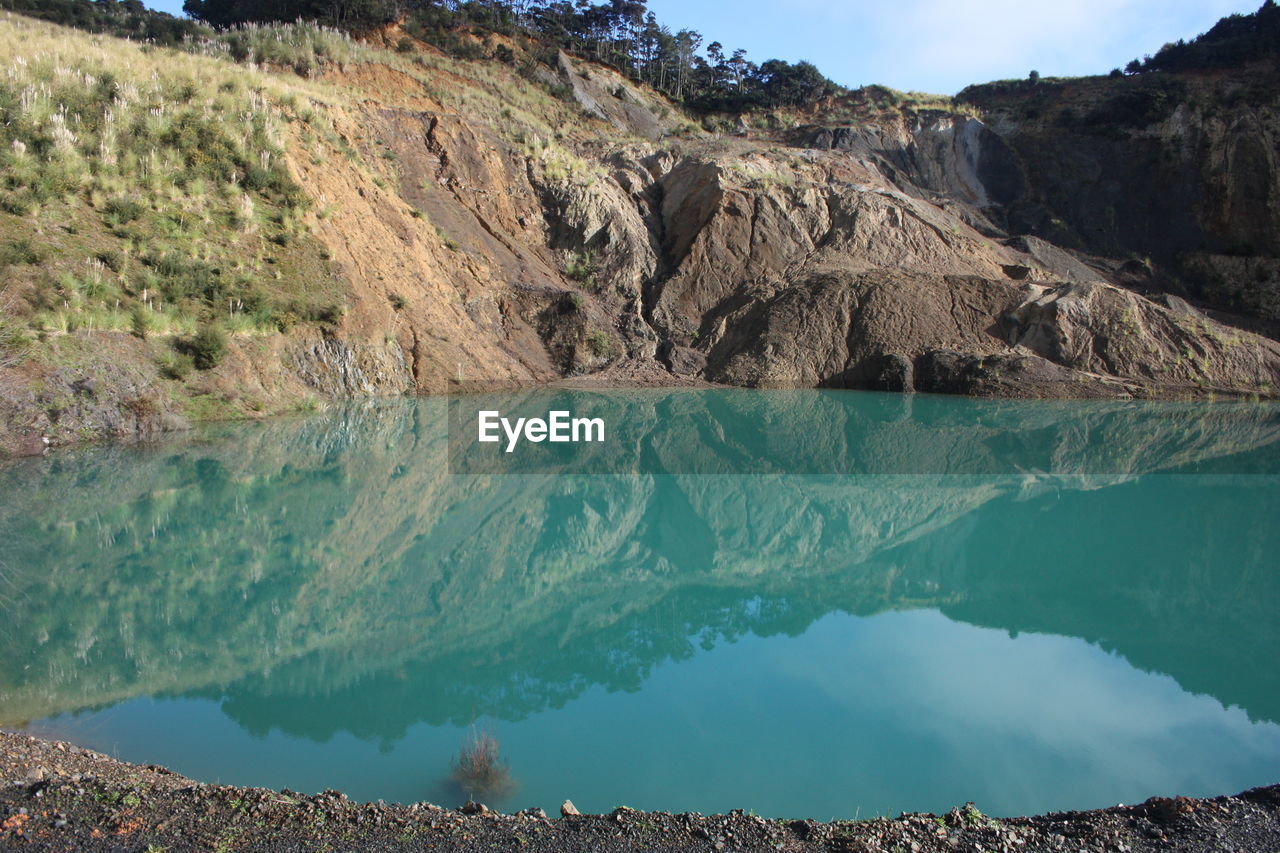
{"left": 0, "top": 392, "right": 1277, "bottom": 736}
{"left": 449, "top": 389, "right": 1280, "bottom": 475}
{"left": 926, "top": 474, "right": 1280, "bottom": 725}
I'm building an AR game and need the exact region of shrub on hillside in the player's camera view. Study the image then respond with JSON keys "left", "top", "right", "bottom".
{"left": 0, "top": 238, "right": 43, "bottom": 267}
{"left": 178, "top": 324, "right": 228, "bottom": 370}
{"left": 0, "top": 296, "right": 31, "bottom": 368}
{"left": 157, "top": 349, "right": 195, "bottom": 380}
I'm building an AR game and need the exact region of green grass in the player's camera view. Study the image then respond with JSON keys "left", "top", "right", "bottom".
{"left": 585, "top": 329, "right": 614, "bottom": 358}
{"left": 189, "top": 21, "right": 373, "bottom": 75}
{"left": 0, "top": 286, "right": 31, "bottom": 367}
{"left": 564, "top": 249, "right": 597, "bottom": 290}
{"left": 180, "top": 391, "right": 239, "bottom": 421}
{"left": 180, "top": 323, "right": 227, "bottom": 370}
{"left": 0, "top": 13, "right": 347, "bottom": 348}
{"left": 0, "top": 237, "right": 43, "bottom": 265}
{"left": 435, "top": 226, "right": 459, "bottom": 251}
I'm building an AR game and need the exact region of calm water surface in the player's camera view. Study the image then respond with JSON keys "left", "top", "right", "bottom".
{"left": 1, "top": 389, "right": 1278, "bottom": 819}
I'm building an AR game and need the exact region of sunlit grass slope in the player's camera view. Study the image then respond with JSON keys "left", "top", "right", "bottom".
{"left": 0, "top": 13, "right": 355, "bottom": 352}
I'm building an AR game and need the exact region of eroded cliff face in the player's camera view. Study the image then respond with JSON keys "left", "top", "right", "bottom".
{"left": 959, "top": 63, "right": 1280, "bottom": 322}
{"left": 491, "top": 79, "right": 1280, "bottom": 399}
{"left": 4, "top": 36, "right": 1280, "bottom": 456}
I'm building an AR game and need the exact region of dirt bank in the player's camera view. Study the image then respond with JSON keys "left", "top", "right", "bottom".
{"left": 2, "top": 732, "right": 1278, "bottom": 852}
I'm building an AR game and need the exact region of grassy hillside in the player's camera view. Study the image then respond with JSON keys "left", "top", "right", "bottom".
{"left": 0, "top": 16, "right": 359, "bottom": 350}
{"left": 0, "top": 9, "right": 671, "bottom": 450}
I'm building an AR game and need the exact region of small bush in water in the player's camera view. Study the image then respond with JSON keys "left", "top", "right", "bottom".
{"left": 450, "top": 728, "right": 516, "bottom": 800}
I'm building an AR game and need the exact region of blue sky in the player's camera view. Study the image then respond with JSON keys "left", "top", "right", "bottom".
{"left": 145, "top": 0, "right": 1260, "bottom": 94}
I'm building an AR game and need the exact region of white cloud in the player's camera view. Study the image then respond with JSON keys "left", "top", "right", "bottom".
{"left": 840, "top": 0, "right": 1252, "bottom": 91}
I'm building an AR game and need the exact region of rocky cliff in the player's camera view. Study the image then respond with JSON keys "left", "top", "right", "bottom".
{"left": 2, "top": 14, "right": 1280, "bottom": 456}
{"left": 959, "top": 60, "right": 1280, "bottom": 323}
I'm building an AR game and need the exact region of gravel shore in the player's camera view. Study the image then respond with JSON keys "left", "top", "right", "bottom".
{"left": 3, "top": 731, "right": 1278, "bottom": 852}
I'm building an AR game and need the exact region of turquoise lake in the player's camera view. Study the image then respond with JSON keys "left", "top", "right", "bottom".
{"left": 1, "top": 389, "right": 1278, "bottom": 819}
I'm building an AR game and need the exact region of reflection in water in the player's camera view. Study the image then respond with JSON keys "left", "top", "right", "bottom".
{"left": 445, "top": 388, "right": 1280, "bottom": 475}
{"left": 0, "top": 390, "right": 1278, "bottom": 817}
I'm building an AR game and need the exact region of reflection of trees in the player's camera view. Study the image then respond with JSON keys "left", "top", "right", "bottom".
{"left": 213, "top": 584, "right": 838, "bottom": 743}
{"left": 0, "top": 392, "right": 1277, "bottom": 739}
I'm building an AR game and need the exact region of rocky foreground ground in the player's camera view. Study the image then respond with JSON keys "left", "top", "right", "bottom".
{"left": 2, "top": 732, "right": 1279, "bottom": 852}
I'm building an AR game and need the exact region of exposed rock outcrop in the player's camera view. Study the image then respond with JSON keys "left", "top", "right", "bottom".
{"left": 490, "top": 82, "right": 1280, "bottom": 400}
{"left": 5, "top": 33, "right": 1280, "bottom": 457}
{"left": 959, "top": 62, "right": 1280, "bottom": 322}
